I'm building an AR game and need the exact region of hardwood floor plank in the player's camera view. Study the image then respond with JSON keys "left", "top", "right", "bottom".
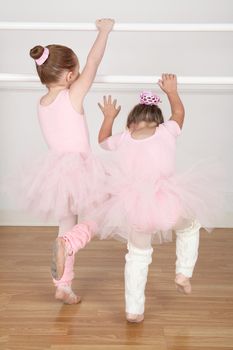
{"left": 0, "top": 226, "right": 233, "bottom": 349}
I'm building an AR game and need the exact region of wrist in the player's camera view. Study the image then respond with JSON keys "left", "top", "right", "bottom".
{"left": 98, "top": 29, "right": 110, "bottom": 36}
{"left": 166, "top": 90, "right": 179, "bottom": 96}
{"left": 103, "top": 114, "right": 115, "bottom": 120}
{"left": 103, "top": 112, "right": 116, "bottom": 120}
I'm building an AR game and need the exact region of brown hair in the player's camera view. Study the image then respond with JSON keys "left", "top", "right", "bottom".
{"left": 30, "top": 44, "right": 78, "bottom": 85}
{"left": 126, "top": 104, "right": 164, "bottom": 128}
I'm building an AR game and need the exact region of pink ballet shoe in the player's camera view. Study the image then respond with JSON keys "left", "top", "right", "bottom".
{"left": 55, "top": 285, "right": 81, "bottom": 305}
{"left": 175, "top": 273, "right": 192, "bottom": 294}
{"left": 126, "top": 313, "right": 144, "bottom": 323}
{"left": 51, "top": 237, "right": 72, "bottom": 281}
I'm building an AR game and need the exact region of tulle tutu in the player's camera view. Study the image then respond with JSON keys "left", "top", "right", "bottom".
{"left": 84, "top": 125, "right": 226, "bottom": 244}
{"left": 85, "top": 157, "right": 225, "bottom": 243}
{"left": 18, "top": 151, "right": 105, "bottom": 221}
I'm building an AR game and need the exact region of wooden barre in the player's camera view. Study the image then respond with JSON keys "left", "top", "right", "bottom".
{"left": 0, "top": 74, "right": 233, "bottom": 85}
{"left": 0, "top": 22, "right": 233, "bottom": 32}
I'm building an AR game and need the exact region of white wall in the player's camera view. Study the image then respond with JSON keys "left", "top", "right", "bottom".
{"left": 0, "top": 0, "right": 233, "bottom": 226}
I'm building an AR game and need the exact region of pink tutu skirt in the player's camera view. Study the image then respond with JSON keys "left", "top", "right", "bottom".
{"left": 19, "top": 151, "right": 105, "bottom": 221}
{"left": 85, "top": 160, "right": 225, "bottom": 243}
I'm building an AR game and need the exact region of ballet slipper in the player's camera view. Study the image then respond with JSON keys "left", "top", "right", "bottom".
{"left": 175, "top": 273, "right": 192, "bottom": 294}
{"left": 51, "top": 237, "right": 72, "bottom": 281}
{"left": 55, "top": 285, "right": 81, "bottom": 305}
{"left": 126, "top": 313, "right": 144, "bottom": 323}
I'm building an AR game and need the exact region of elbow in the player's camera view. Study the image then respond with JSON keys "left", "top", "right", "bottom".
{"left": 175, "top": 107, "right": 185, "bottom": 120}
{"left": 172, "top": 110, "right": 185, "bottom": 129}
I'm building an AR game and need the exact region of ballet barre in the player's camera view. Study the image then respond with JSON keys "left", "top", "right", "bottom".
{"left": 0, "top": 74, "right": 233, "bottom": 85}
{"left": 0, "top": 22, "right": 233, "bottom": 32}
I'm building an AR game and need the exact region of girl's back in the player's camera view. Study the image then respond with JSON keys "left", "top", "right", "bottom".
{"left": 38, "top": 89, "right": 90, "bottom": 153}
{"left": 101, "top": 120, "right": 181, "bottom": 181}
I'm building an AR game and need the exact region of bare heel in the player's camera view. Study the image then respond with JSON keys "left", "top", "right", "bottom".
{"left": 126, "top": 313, "right": 144, "bottom": 323}
{"left": 55, "top": 286, "right": 81, "bottom": 305}
{"left": 175, "top": 273, "right": 192, "bottom": 294}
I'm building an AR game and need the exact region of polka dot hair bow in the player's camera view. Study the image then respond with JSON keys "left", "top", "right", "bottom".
{"left": 139, "top": 91, "right": 161, "bottom": 105}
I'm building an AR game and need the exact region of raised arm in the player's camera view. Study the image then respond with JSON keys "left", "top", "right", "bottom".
{"left": 158, "top": 74, "right": 185, "bottom": 129}
{"left": 70, "top": 19, "right": 115, "bottom": 113}
{"left": 98, "top": 95, "right": 121, "bottom": 143}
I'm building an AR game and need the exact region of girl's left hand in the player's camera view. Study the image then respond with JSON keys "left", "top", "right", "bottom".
{"left": 98, "top": 95, "right": 121, "bottom": 119}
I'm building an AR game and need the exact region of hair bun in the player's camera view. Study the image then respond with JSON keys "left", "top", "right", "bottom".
{"left": 30, "top": 45, "right": 45, "bottom": 59}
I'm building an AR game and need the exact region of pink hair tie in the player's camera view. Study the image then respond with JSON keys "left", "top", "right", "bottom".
{"left": 35, "top": 47, "right": 49, "bottom": 66}
{"left": 139, "top": 91, "right": 161, "bottom": 106}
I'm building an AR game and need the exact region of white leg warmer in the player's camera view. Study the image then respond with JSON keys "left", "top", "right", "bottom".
{"left": 175, "top": 220, "right": 201, "bottom": 278}
{"left": 124, "top": 242, "right": 153, "bottom": 315}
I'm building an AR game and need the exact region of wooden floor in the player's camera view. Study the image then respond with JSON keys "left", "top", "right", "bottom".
{"left": 0, "top": 227, "right": 233, "bottom": 350}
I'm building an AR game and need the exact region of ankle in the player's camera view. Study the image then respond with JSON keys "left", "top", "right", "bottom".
{"left": 58, "top": 237, "right": 73, "bottom": 255}
{"left": 175, "top": 273, "right": 190, "bottom": 281}
{"left": 56, "top": 284, "right": 72, "bottom": 292}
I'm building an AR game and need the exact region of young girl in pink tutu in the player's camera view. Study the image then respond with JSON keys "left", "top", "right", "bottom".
{"left": 52, "top": 74, "right": 222, "bottom": 320}
{"left": 26, "top": 18, "right": 114, "bottom": 304}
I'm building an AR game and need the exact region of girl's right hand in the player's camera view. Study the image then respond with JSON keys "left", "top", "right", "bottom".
{"left": 98, "top": 95, "right": 121, "bottom": 119}
{"left": 158, "top": 74, "right": 178, "bottom": 94}
{"left": 95, "top": 18, "right": 115, "bottom": 33}
{"left": 158, "top": 74, "right": 185, "bottom": 129}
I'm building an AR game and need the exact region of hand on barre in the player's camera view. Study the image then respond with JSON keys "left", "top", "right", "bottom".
{"left": 158, "top": 73, "right": 185, "bottom": 129}
{"left": 158, "top": 73, "right": 178, "bottom": 94}
{"left": 95, "top": 18, "right": 115, "bottom": 34}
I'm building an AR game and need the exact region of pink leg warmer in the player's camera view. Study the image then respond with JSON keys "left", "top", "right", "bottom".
{"left": 53, "top": 221, "right": 97, "bottom": 288}
{"left": 63, "top": 221, "right": 97, "bottom": 254}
